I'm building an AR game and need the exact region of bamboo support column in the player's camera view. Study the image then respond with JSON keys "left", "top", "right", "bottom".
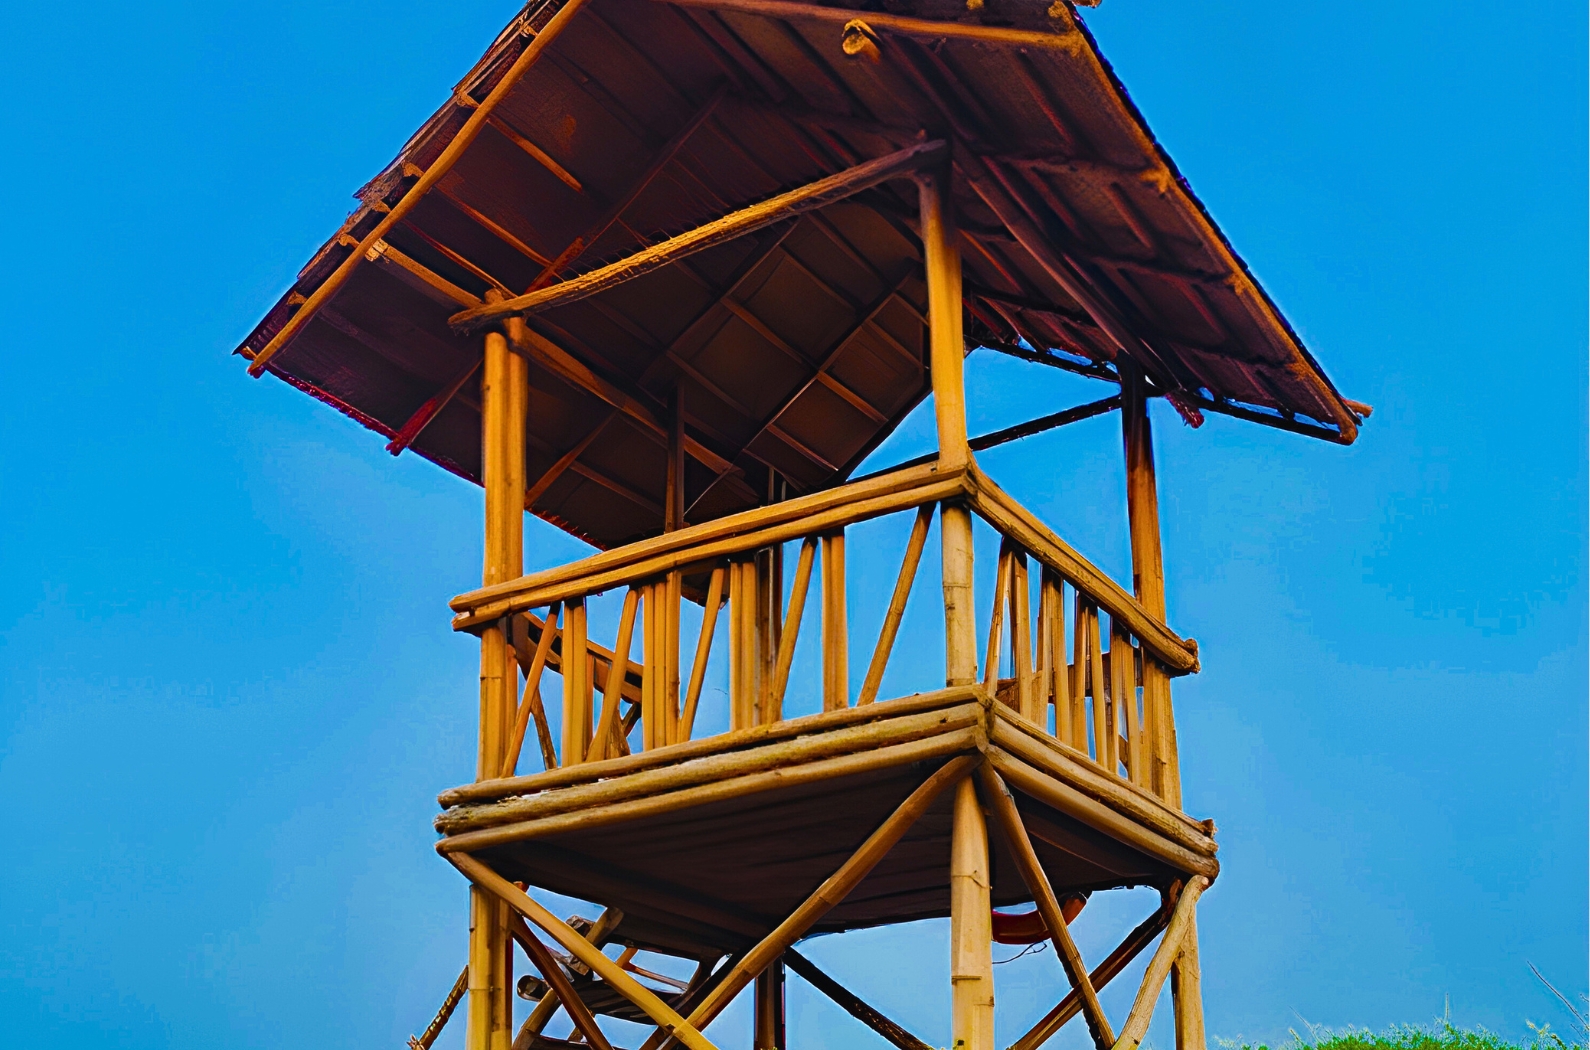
{"left": 920, "top": 163, "right": 976, "bottom": 688}
{"left": 949, "top": 778, "right": 993, "bottom": 1050}
{"left": 471, "top": 310, "right": 528, "bottom": 1050}
{"left": 1121, "top": 363, "right": 1205, "bottom": 1050}
{"left": 754, "top": 956, "right": 787, "bottom": 1050}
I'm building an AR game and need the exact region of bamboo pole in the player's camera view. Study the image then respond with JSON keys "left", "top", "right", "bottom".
{"left": 562, "top": 597, "right": 590, "bottom": 765}
{"left": 985, "top": 718, "right": 1217, "bottom": 856}
{"left": 440, "top": 684, "right": 981, "bottom": 806}
{"left": 984, "top": 545, "right": 1012, "bottom": 695}
{"left": 665, "top": 569, "right": 682, "bottom": 746}
{"left": 754, "top": 957, "right": 786, "bottom": 1050}
{"left": 451, "top": 141, "right": 947, "bottom": 332}
{"left": 857, "top": 503, "right": 934, "bottom": 705}
{"left": 680, "top": 566, "right": 726, "bottom": 742}
{"left": 1012, "top": 549, "right": 1035, "bottom": 720}
{"left": 639, "top": 755, "right": 979, "bottom": 1050}
{"left": 246, "top": 0, "right": 592, "bottom": 376}
{"left": 821, "top": 531, "right": 848, "bottom": 710}
{"left": 453, "top": 466, "right": 966, "bottom": 626}
{"left": 1044, "top": 572, "right": 1071, "bottom": 745}
{"left": 1115, "top": 621, "right": 1146, "bottom": 789}
{"left": 1070, "top": 589, "right": 1091, "bottom": 751}
{"left": 941, "top": 500, "right": 978, "bottom": 687}
{"left": 966, "top": 467, "right": 1198, "bottom": 674}
{"left": 1172, "top": 916, "right": 1208, "bottom": 1050}
{"left": 508, "top": 915, "right": 615, "bottom": 1050}
{"left": 987, "top": 749, "right": 1219, "bottom": 879}
{"left": 436, "top": 704, "right": 982, "bottom": 834}
{"left": 977, "top": 766, "right": 1114, "bottom": 1050}
{"left": 1087, "top": 604, "right": 1111, "bottom": 771}
{"left": 771, "top": 538, "right": 817, "bottom": 708}
{"left": 919, "top": 163, "right": 970, "bottom": 470}
{"left": 449, "top": 854, "right": 720, "bottom": 1050}
{"left": 411, "top": 965, "right": 469, "bottom": 1050}
{"left": 504, "top": 602, "right": 562, "bottom": 775}
{"left": 592, "top": 589, "right": 641, "bottom": 762}
{"left": 1110, "top": 877, "right": 1208, "bottom": 1050}
{"left": 646, "top": 0, "right": 1085, "bottom": 52}
{"left": 757, "top": 543, "right": 783, "bottom": 725}
{"left": 784, "top": 949, "right": 934, "bottom": 1050}
{"left": 438, "top": 728, "right": 982, "bottom": 854}
{"left": 949, "top": 776, "right": 993, "bottom": 1050}
{"left": 1008, "top": 904, "right": 1172, "bottom": 1050}
{"left": 515, "top": 908, "right": 625, "bottom": 1045}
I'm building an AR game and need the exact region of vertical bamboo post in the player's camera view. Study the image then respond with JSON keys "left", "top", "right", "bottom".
{"left": 730, "top": 557, "right": 756, "bottom": 730}
{"left": 1011, "top": 549, "right": 1034, "bottom": 719}
{"left": 1121, "top": 365, "right": 1205, "bottom": 1050}
{"left": 1044, "top": 571, "right": 1070, "bottom": 743}
{"left": 757, "top": 543, "right": 783, "bottom": 724}
{"left": 920, "top": 163, "right": 976, "bottom": 688}
{"left": 665, "top": 568, "right": 682, "bottom": 743}
{"left": 666, "top": 385, "right": 686, "bottom": 533}
{"left": 471, "top": 309, "right": 526, "bottom": 1050}
{"left": 754, "top": 956, "right": 787, "bottom": 1050}
{"left": 821, "top": 531, "right": 848, "bottom": 711}
{"left": 949, "top": 777, "right": 993, "bottom": 1050}
{"left": 562, "top": 596, "right": 590, "bottom": 764}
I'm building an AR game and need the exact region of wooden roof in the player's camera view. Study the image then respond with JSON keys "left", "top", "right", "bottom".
{"left": 235, "top": 0, "right": 1363, "bottom": 550}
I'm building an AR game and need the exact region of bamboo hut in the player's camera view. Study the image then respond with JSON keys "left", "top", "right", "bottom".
{"left": 234, "top": 1, "right": 1365, "bottom": 1048}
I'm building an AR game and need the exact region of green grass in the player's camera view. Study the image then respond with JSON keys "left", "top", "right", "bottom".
{"left": 1217, "top": 1021, "right": 1581, "bottom": 1050}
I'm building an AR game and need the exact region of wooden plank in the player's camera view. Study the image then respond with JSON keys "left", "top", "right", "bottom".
{"left": 451, "top": 140, "right": 947, "bottom": 331}
{"left": 245, "top": 0, "right": 590, "bottom": 375}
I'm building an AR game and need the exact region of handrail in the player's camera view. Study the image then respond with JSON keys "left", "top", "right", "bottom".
{"left": 450, "top": 460, "right": 964, "bottom": 629}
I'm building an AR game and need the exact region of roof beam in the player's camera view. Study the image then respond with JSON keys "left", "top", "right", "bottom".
{"left": 245, "top": 0, "right": 590, "bottom": 376}
{"left": 449, "top": 139, "right": 947, "bottom": 332}
{"left": 646, "top": 0, "right": 1085, "bottom": 52}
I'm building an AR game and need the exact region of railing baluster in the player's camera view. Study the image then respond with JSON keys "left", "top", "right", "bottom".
{"left": 664, "top": 569, "right": 681, "bottom": 745}
{"left": 1011, "top": 547, "right": 1035, "bottom": 721}
{"left": 729, "top": 557, "right": 754, "bottom": 730}
{"left": 756, "top": 544, "right": 783, "bottom": 726}
{"left": 821, "top": 530, "right": 848, "bottom": 710}
{"left": 984, "top": 543, "right": 1013, "bottom": 695}
{"left": 503, "top": 601, "right": 562, "bottom": 776}
{"left": 1041, "top": 573, "right": 1067, "bottom": 745}
{"left": 1110, "top": 616, "right": 1139, "bottom": 783}
{"left": 680, "top": 565, "right": 726, "bottom": 743}
{"left": 641, "top": 582, "right": 659, "bottom": 753}
{"left": 858, "top": 505, "right": 935, "bottom": 706}
{"left": 561, "top": 596, "right": 590, "bottom": 766}
{"left": 770, "top": 537, "right": 818, "bottom": 712}
{"left": 591, "top": 587, "right": 640, "bottom": 763}
{"left": 1085, "top": 600, "right": 1110, "bottom": 769}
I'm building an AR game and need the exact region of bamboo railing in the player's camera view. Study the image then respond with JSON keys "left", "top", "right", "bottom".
{"left": 448, "top": 460, "right": 1199, "bottom": 805}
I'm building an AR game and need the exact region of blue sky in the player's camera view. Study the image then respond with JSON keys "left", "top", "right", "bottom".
{"left": 0, "top": 2, "right": 1583, "bottom": 1049}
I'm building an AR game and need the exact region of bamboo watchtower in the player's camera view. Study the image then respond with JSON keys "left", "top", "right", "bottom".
{"left": 235, "top": 2, "right": 1365, "bottom": 1048}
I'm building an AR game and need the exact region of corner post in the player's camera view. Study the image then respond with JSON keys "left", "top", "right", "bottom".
{"left": 470, "top": 304, "right": 527, "bottom": 1050}
{"left": 919, "top": 164, "right": 976, "bottom": 686}
{"left": 949, "top": 778, "right": 993, "bottom": 1050}
{"left": 1121, "top": 363, "right": 1205, "bottom": 1050}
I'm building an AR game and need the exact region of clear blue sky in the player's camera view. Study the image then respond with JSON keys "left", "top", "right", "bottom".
{"left": 1, "top": 2, "right": 1584, "bottom": 1048}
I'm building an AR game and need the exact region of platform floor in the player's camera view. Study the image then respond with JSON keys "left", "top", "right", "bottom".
{"left": 435, "top": 687, "right": 1217, "bottom": 961}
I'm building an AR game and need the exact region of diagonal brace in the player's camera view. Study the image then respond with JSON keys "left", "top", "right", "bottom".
{"left": 448, "top": 852, "right": 720, "bottom": 1050}
{"left": 977, "top": 763, "right": 1115, "bottom": 1050}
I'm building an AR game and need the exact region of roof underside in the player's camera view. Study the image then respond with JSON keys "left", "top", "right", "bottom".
{"left": 236, "top": 0, "right": 1360, "bottom": 550}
